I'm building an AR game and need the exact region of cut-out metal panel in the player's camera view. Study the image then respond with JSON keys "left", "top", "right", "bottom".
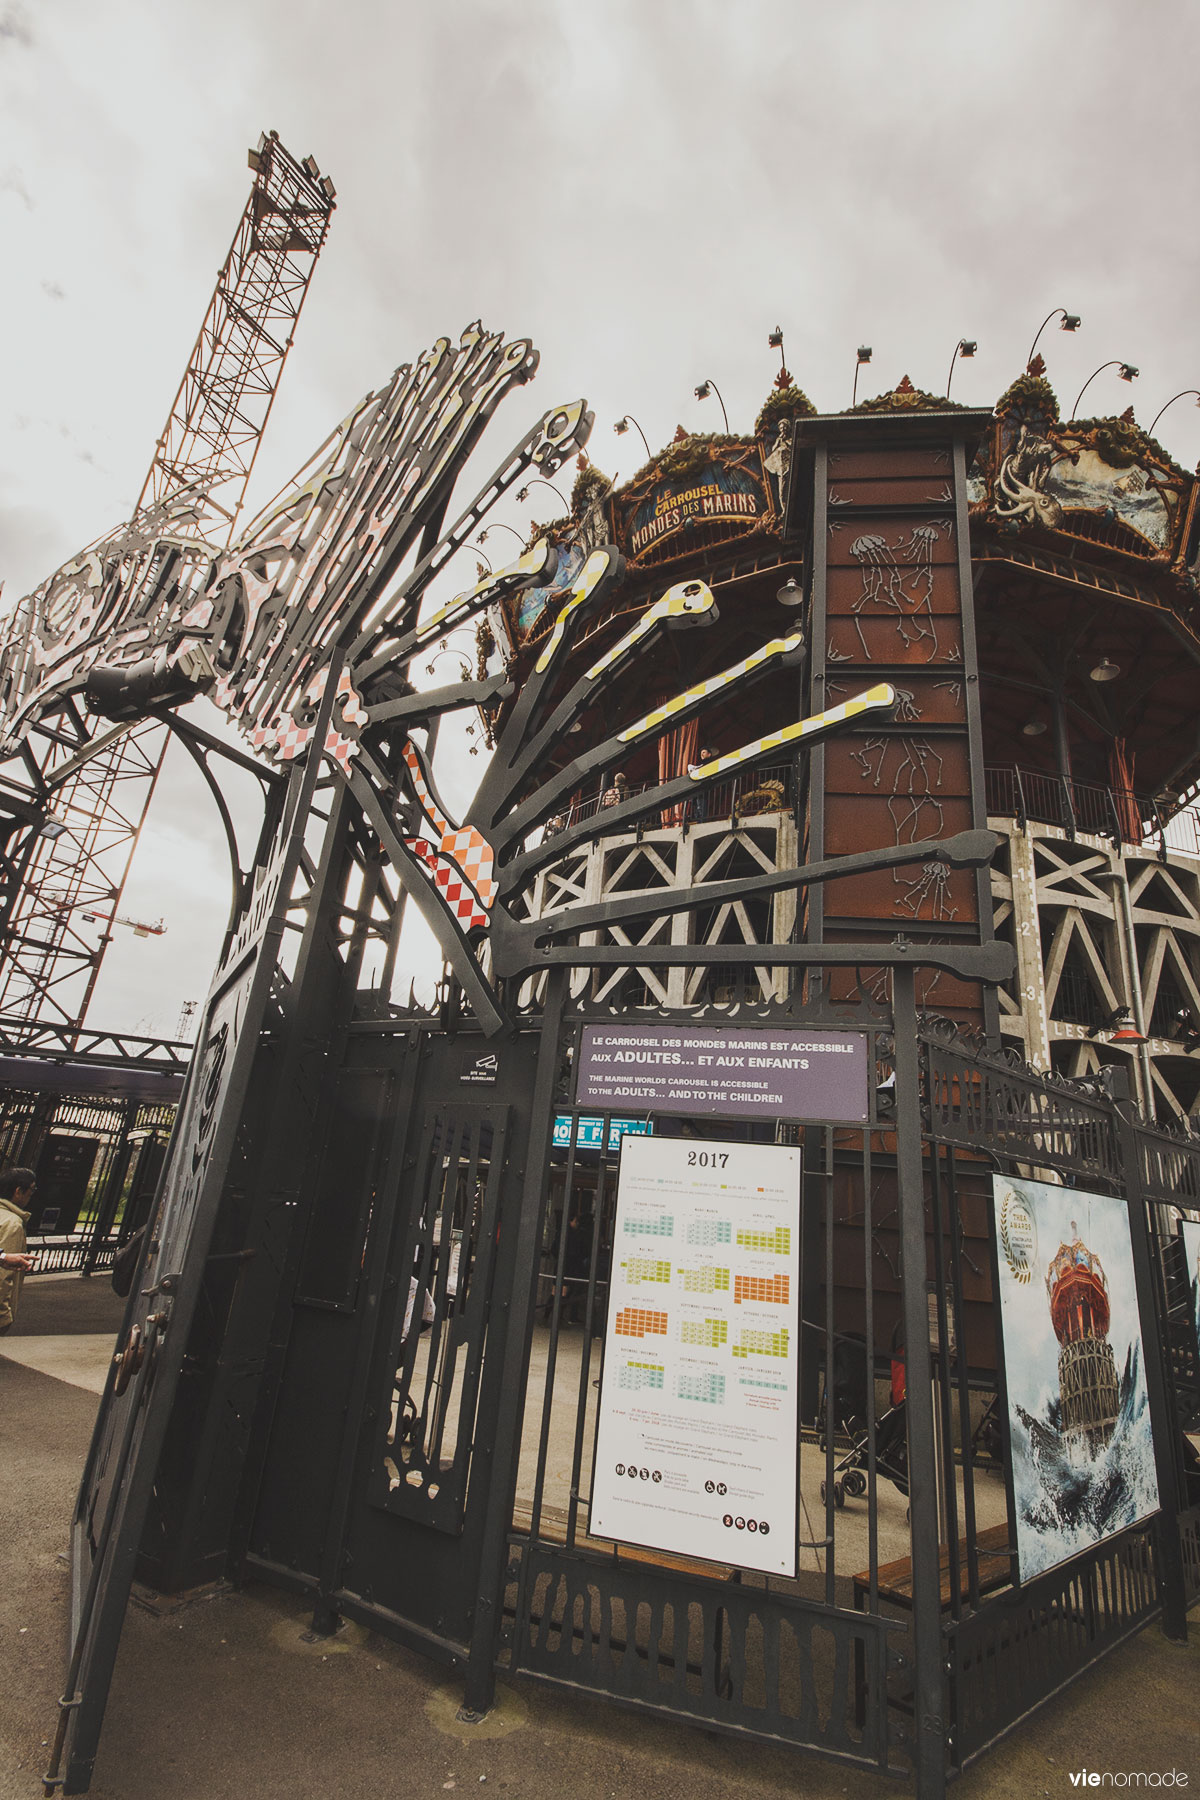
{"left": 370, "top": 1103, "right": 509, "bottom": 1535}
{"left": 513, "top": 1545, "right": 900, "bottom": 1768}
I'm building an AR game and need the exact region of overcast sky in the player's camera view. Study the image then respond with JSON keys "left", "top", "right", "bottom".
{"left": 2, "top": 0, "right": 1198, "bottom": 1036}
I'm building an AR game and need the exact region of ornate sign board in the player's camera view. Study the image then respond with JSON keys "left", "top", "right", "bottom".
{"left": 610, "top": 443, "right": 770, "bottom": 565}
{"left": 590, "top": 1133, "right": 802, "bottom": 1578}
{"left": 970, "top": 398, "right": 1200, "bottom": 570}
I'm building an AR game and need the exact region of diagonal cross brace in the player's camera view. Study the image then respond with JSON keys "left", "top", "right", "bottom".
{"left": 489, "top": 830, "right": 1007, "bottom": 980}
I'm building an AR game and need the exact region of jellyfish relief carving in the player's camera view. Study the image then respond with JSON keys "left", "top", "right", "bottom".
{"left": 851, "top": 733, "right": 956, "bottom": 920}
{"left": 849, "top": 524, "right": 941, "bottom": 661}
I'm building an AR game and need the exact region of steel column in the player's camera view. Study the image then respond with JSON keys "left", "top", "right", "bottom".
{"left": 893, "top": 966, "right": 947, "bottom": 1799}
{"left": 461, "top": 969, "right": 566, "bottom": 1717}
{"left": 1112, "top": 1098, "right": 1189, "bottom": 1642}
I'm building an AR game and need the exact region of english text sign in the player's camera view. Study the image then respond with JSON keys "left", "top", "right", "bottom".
{"left": 576, "top": 1025, "right": 869, "bottom": 1123}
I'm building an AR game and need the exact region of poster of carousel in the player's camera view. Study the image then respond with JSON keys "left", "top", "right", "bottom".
{"left": 1181, "top": 1219, "right": 1200, "bottom": 1356}
{"left": 992, "top": 1176, "right": 1160, "bottom": 1582}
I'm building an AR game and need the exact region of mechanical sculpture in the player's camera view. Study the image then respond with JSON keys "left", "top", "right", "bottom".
{"left": 2, "top": 323, "right": 1006, "bottom": 1042}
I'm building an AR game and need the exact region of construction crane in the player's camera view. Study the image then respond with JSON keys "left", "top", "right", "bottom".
{"left": 0, "top": 134, "right": 335, "bottom": 1042}
{"left": 80, "top": 913, "right": 166, "bottom": 939}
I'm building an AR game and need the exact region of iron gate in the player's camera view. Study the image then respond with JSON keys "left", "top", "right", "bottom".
{"left": 243, "top": 1021, "right": 545, "bottom": 1663}
{"left": 208, "top": 993, "right": 1200, "bottom": 1786}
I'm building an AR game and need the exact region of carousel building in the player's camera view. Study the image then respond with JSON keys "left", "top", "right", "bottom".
{"left": 487, "top": 359, "right": 1200, "bottom": 1125}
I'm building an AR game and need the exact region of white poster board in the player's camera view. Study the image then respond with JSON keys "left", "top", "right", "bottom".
{"left": 590, "top": 1134, "right": 800, "bottom": 1577}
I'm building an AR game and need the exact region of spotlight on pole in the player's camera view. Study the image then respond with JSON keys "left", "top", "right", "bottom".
{"left": 853, "top": 346, "right": 872, "bottom": 406}
{"left": 1071, "top": 361, "right": 1140, "bottom": 419}
{"left": 946, "top": 338, "right": 977, "bottom": 398}
{"left": 614, "top": 416, "right": 652, "bottom": 460}
{"left": 694, "top": 379, "right": 729, "bottom": 432}
{"left": 1026, "top": 307, "right": 1081, "bottom": 370}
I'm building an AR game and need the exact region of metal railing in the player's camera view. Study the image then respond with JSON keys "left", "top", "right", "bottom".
{"left": 985, "top": 765, "right": 1200, "bottom": 857}
{"left": 548, "top": 762, "right": 794, "bottom": 835}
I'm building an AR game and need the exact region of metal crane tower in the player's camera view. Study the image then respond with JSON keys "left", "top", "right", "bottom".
{"left": 0, "top": 133, "right": 335, "bottom": 1044}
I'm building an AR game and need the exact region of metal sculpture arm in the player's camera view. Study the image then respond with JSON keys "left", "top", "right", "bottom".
{"left": 471, "top": 576, "right": 718, "bottom": 825}
{"left": 492, "top": 676, "right": 895, "bottom": 878}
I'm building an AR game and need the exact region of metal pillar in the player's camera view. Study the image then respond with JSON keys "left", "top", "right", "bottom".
{"left": 462, "top": 968, "right": 566, "bottom": 1717}
{"left": 893, "top": 966, "right": 947, "bottom": 1800}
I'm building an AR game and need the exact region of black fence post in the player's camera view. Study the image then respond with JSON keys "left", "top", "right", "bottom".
{"left": 893, "top": 968, "right": 948, "bottom": 1799}
{"left": 81, "top": 1102, "right": 136, "bottom": 1276}
{"left": 1113, "top": 1094, "right": 1189, "bottom": 1642}
{"left": 462, "top": 968, "right": 566, "bottom": 1718}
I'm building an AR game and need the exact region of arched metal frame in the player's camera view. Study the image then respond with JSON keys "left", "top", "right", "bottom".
{"left": 15, "top": 319, "right": 1194, "bottom": 1800}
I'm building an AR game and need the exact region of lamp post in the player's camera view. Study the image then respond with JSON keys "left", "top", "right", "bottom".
{"left": 477, "top": 523, "right": 527, "bottom": 549}
{"left": 1147, "top": 390, "right": 1200, "bottom": 438}
{"left": 946, "top": 338, "right": 977, "bottom": 399}
{"left": 1071, "top": 361, "right": 1138, "bottom": 420}
{"left": 852, "top": 346, "right": 872, "bottom": 406}
{"left": 614, "top": 416, "right": 651, "bottom": 461}
{"left": 1026, "top": 307, "right": 1081, "bottom": 370}
{"left": 515, "top": 478, "right": 570, "bottom": 509}
{"left": 693, "top": 379, "right": 729, "bottom": 433}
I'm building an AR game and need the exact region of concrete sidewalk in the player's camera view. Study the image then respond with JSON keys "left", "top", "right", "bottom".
{"left": 1, "top": 1277, "right": 1197, "bottom": 1800}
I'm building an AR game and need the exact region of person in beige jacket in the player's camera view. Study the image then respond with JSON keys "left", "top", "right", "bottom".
{"left": 0, "top": 1166, "right": 37, "bottom": 1333}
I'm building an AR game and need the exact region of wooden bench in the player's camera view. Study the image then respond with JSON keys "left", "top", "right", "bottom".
{"left": 852, "top": 1522, "right": 1015, "bottom": 1727}
{"left": 853, "top": 1520, "right": 1014, "bottom": 1613}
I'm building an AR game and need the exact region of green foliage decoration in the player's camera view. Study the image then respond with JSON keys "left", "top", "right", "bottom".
{"left": 622, "top": 431, "right": 745, "bottom": 490}
{"left": 1061, "top": 416, "right": 1186, "bottom": 478}
{"left": 852, "top": 375, "right": 971, "bottom": 414}
{"left": 754, "top": 383, "right": 817, "bottom": 437}
{"left": 995, "top": 369, "right": 1060, "bottom": 423}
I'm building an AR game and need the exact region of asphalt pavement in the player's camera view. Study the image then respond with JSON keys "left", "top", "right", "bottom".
{"left": 0, "top": 1275, "right": 1196, "bottom": 1800}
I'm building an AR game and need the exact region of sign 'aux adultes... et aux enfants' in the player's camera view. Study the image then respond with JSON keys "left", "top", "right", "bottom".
{"left": 575, "top": 1025, "right": 870, "bottom": 1124}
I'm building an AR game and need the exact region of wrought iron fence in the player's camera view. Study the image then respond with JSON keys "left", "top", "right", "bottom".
{"left": 0, "top": 1086, "right": 173, "bottom": 1274}
{"left": 552, "top": 763, "right": 794, "bottom": 834}
{"left": 985, "top": 764, "right": 1200, "bottom": 857}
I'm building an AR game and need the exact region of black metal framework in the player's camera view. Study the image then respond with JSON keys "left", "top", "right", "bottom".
{"left": 0, "top": 1084, "right": 174, "bottom": 1272}
{"left": 20, "top": 310, "right": 1198, "bottom": 1800}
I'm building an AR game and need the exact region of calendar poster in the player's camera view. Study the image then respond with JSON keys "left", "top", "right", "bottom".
{"left": 590, "top": 1134, "right": 801, "bottom": 1576}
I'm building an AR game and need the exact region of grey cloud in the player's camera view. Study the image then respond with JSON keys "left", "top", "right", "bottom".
{"left": 0, "top": 166, "right": 33, "bottom": 208}
{"left": 0, "top": 3, "right": 31, "bottom": 45}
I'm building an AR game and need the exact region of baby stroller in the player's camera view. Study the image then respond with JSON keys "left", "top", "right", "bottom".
{"left": 817, "top": 1328, "right": 909, "bottom": 1507}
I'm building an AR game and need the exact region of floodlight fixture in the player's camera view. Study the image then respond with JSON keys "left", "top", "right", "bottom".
{"left": 946, "top": 338, "right": 978, "bottom": 398}
{"left": 694, "top": 379, "right": 729, "bottom": 433}
{"left": 614, "top": 416, "right": 652, "bottom": 460}
{"left": 853, "top": 346, "right": 872, "bottom": 406}
{"left": 1026, "top": 308, "right": 1081, "bottom": 369}
{"left": 1148, "top": 391, "right": 1200, "bottom": 437}
{"left": 1071, "top": 361, "right": 1139, "bottom": 419}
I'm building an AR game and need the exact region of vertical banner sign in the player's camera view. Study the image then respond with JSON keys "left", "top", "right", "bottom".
{"left": 590, "top": 1135, "right": 801, "bottom": 1577}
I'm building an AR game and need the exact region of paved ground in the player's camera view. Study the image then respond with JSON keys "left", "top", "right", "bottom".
{"left": 0, "top": 1275, "right": 1197, "bottom": 1800}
